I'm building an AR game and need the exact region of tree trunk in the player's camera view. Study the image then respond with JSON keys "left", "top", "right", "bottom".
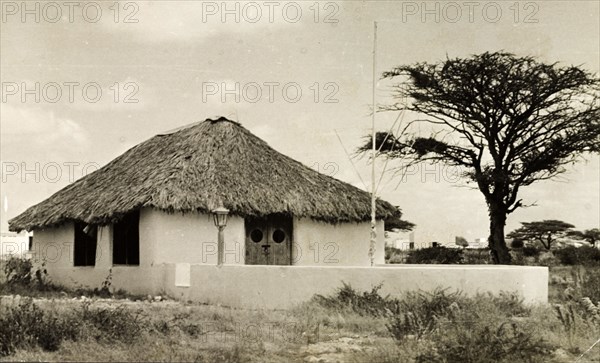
{"left": 488, "top": 203, "right": 512, "bottom": 264}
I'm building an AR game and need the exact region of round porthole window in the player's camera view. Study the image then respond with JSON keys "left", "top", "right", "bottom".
{"left": 272, "top": 229, "right": 286, "bottom": 243}
{"left": 250, "top": 229, "right": 263, "bottom": 243}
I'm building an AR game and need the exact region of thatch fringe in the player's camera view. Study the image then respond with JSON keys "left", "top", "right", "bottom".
{"left": 9, "top": 117, "right": 398, "bottom": 231}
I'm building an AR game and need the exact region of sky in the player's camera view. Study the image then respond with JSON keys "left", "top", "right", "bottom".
{"left": 1, "top": 0, "right": 599, "bottom": 243}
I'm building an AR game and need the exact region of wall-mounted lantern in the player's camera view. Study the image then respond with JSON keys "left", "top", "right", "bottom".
{"left": 212, "top": 205, "right": 229, "bottom": 265}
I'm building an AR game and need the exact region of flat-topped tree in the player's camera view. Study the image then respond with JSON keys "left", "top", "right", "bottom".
{"left": 360, "top": 52, "right": 600, "bottom": 264}
{"left": 507, "top": 220, "right": 575, "bottom": 250}
{"left": 384, "top": 206, "right": 416, "bottom": 232}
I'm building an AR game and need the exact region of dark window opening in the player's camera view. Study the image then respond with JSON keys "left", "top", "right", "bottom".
{"left": 432, "top": 242, "right": 439, "bottom": 248}
{"left": 272, "top": 229, "right": 286, "bottom": 243}
{"left": 250, "top": 229, "right": 264, "bottom": 243}
{"left": 113, "top": 210, "right": 140, "bottom": 265}
{"left": 74, "top": 222, "right": 97, "bottom": 266}
{"left": 409, "top": 242, "right": 415, "bottom": 250}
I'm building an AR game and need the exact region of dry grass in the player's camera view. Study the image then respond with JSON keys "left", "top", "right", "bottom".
{"left": 1, "top": 267, "right": 599, "bottom": 362}
{"left": 0, "top": 296, "right": 382, "bottom": 362}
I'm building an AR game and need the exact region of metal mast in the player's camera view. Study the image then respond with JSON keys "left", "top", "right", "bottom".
{"left": 369, "top": 21, "right": 378, "bottom": 266}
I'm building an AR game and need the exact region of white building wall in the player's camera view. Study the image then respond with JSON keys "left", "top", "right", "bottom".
{"left": 141, "top": 208, "right": 246, "bottom": 265}
{"left": 27, "top": 211, "right": 386, "bottom": 290}
{"left": 31, "top": 222, "right": 75, "bottom": 270}
{"left": 31, "top": 222, "right": 162, "bottom": 293}
{"left": 27, "top": 207, "right": 250, "bottom": 292}
{"left": 292, "top": 218, "right": 385, "bottom": 266}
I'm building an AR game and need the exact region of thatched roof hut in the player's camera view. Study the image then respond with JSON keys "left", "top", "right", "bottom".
{"left": 9, "top": 117, "right": 397, "bottom": 232}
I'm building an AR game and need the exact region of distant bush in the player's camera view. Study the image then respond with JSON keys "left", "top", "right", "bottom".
{"left": 385, "top": 246, "right": 398, "bottom": 261}
{"left": 554, "top": 246, "right": 600, "bottom": 266}
{"left": 462, "top": 248, "right": 491, "bottom": 264}
{"left": 385, "top": 247, "right": 408, "bottom": 264}
{"left": 522, "top": 246, "right": 541, "bottom": 257}
{"left": 406, "top": 246, "right": 463, "bottom": 264}
{"left": 538, "top": 252, "right": 560, "bottom": 267}
{"left": 510, "top": 239, "right": 524, "bottom": 249}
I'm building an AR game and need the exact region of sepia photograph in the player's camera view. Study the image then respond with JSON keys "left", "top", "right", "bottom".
{"left": 1, "top": 1, "right": 599, "bottom": 362}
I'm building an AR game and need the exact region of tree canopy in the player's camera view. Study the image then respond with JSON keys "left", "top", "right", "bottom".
{"left": 384, "top": 206, "right": 416, "bottom": 232}
{"left": 455, "top": 236, "right": 469, "bottom": 248}
{"left": 507, "top": 220, "right": 575, "bottom": 250}
{"left": 361, "top": 52, "right": 600, "bottom": 263}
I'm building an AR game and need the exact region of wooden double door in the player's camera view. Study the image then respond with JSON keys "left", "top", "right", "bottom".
{"left": 245, "top": 215, "right": 292, "bottom": 265}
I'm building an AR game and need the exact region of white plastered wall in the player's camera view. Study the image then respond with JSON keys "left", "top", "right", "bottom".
{"left": 292, "top": 218, "right": 385, "bottom": 266}
{"left": 140, "top": 208, "right": 246, "bottom": 265}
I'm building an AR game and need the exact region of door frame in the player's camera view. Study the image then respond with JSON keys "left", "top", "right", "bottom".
{"left": 244, "top": 214, "right": 293, "bottom": 265}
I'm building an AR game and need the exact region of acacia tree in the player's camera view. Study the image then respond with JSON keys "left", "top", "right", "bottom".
{"left": 361, "top": 52, "right": 600, "bottom": 264}
{"left": 385, "top": 206, "right": 416, "bottom": 232}
{"left": 507, "top": 220, "right": 575, "bottom": 250}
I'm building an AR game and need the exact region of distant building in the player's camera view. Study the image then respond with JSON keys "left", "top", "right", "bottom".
{"left": 0, "top": 231, "right": 32, "bottom": 258}
{"left": 386, "top": 231, "right": 415, "bottom": 250}
{"left": 466, "top": 237, "right": 488, "bottom": 249}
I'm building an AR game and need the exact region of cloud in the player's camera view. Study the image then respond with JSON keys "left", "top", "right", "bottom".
{"left": 101, "top": 1, "right": 307, "bottom": 43}
{"left": 1, "top": 104, "right": 89, "bottom": 154}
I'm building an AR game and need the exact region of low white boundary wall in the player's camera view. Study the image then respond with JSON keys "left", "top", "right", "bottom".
{"left": 163, "top": 264, "right": 548, "bottom": 308}
{"left": 31, "top": 264, "right": 548, "bottom": 307}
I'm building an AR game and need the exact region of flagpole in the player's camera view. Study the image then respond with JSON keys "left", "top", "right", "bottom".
{"left": 369, "top": 21, "right": 378, "bottom": 267}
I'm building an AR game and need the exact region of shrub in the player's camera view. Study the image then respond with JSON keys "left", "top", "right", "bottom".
{"left": 406, "top": 246, "right": 463, "bottom": 264}
{"left": 462, "top": 248, "right": 491, "bottom": 264}
{"left": 80, "top": 302, "right": 147, "bottom": 343}
{"left": 522, "top": 246, "right": 541, "bottom": 257}
{"left": 385, "top": 247, "right": 408, "bottom": 264}
{"left": 0, "top": 257, "right": 59, "bottom": 295}
{"left": 564, "top": 267, "right": 600, "bottom": 303}
{"left": 486, "top": 291, "right": 530, "bottom": 317}
{"left": 553, "top": 300, "right": 600, "bottom": 353}
{"left": 538, "top": 252, "right": 560, "bottom": 267}
{"left": 92, "top": 269, "right": 113, "bottom": 298}
{"left": 0, "top": 298, "right": 79, "bottom": 356}
{"left": 580, "top": 269, "right": 600, "bottom": 302}
{"left": 313, "top": 282, "right": 396, "bottom": 317}
{"left": 2, "top": 257, "right": 33, "bottom": 285}
{"left": 386, "top": 288, "right": 463, "bottom": 340}
{"left": 510, "top": 250, "right": 527, "bottom": 265}
{"left": 385, "top": 246, "right": 398, "bottom": 261}
{"left": 0, "top": 298, "right": 149, "bottom": 357}
{"left": 415, "top": 320, "right": 553, "bottom": 363}
{"left": 579, "top": 297, "right": 600, "bottom": 323}
{"left": 554, "top": 246, "right": 600, "bottom": 266}
{"left": 382, "top": 287, "right": 550, "bottom": 362}
{"left": 510, "top": 239, "right": 524, "bottom": 249}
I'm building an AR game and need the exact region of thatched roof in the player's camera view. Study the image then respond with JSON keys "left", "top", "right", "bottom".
{"left": 9, "top": 117, "right": 398, "bottom": 231}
